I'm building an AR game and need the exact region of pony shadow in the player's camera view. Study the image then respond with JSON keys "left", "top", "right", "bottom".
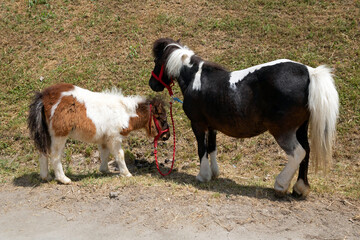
{"left": 134, "top": 162, "right": 296, "bottom": 201}
{"left": 13, "top": 172, "right": 43, "bottom": 188}
{"left": 13, "top": 163, "right": 296, "bottom": 201}
{"left": 12, "top": 171, "right": 116, "bottom": 187}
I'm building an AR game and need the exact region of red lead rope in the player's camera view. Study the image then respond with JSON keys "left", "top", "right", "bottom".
{"left": 152, "top": 65, "right": 176, "bottom": 176}
{"left": 154, "top": 102, "right": 176, "bottom": 176}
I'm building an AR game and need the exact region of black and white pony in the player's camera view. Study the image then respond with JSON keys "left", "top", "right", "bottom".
{"left": 148, "top": 38, "right": 339, "bottom": 197}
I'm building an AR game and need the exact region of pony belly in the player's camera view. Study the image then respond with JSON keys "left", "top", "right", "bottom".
{"left": 221, "top": 128, "right": 267, "bottom": 138}
{"left": 68, "top": 129, "right": 99, "bottom": 144}
{"left": 212, "top": 121, "right": 267, "bottom": 139}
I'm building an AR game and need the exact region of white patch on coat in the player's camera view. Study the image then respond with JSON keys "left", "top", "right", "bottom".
{"left": 196, "top": 154, "right": 212, "bottom": 182}
{"left": 209, "top": 149, "right": 219, "bottom": 178}
{"left": 274, "top": 144, "right": 305, "bottom": 194}
{"left": 229, "top": 59, "right": 294, "bottom": 89}
{"left": 192, "top": 61, "right": 204, "bottom": 91}
{"left": 55, "top": 86, "right": 145, "bottom": 143}
{"left": 166, "top": 44, "right": 194, "bottom": 78}
{"left": 50, "top": 97, "right": 62, "bottom": 121}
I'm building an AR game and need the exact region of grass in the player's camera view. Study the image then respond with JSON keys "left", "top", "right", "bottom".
{"left": 0, "top": 0, "right": 359, "bottom": 200}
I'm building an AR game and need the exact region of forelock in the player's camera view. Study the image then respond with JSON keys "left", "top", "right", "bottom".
{"left": 153, "top": 38, "right": 177, "bottom": 60}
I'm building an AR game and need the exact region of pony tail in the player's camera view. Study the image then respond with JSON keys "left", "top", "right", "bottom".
{"left": 28, "top": 92, "right": 51, "bottom": 154}
{"left": 307, "top": 65, "right": 339, "bottom": 173}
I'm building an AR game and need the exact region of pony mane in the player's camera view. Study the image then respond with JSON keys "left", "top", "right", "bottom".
{"left": 204, "top": 60, "right": 228, "bottom": 72}
{"left": 155, "top": 38, "right": 226, "bottom": 78}
{"left": 166, "top": 44, "right": 195, "bottom": 78}
{"left": 100, "top": 87, "right": 146, "bottom": 114}
{"left": 148, "top": 96, "right": 167, "bottom": 108}
{"left": 153, "top": 38, "right": 195, "bottom": 78}
{"left": 102, "top": 87, "right": 124, "bottom": 97}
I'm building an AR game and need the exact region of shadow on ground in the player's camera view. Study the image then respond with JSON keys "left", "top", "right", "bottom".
{"left": 12, "top": 159, "right": 298, "bottom": 202}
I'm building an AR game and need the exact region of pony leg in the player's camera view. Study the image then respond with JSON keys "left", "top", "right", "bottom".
{"left": 274, "top": 133, "right": 306, "bottom": 196}
{"left": 108, "top": 138, "right": 132, "bottom": 177}
{"left": 98, "top": 144, "right": 110, "bottom": 173}
{"left": 39, "top": 153, "right": 52, "bottom": 181}
{"left": 192, "top": 123, "right": 212, "bottom": 182}
{"left": 207, "top": 129, "right": 219, "bottom": 178}
{"left": 293, "top": 121, "right": 311, "bottom": 198}
{"left": 49, "top": 137, "right": 71, "bottom": 184}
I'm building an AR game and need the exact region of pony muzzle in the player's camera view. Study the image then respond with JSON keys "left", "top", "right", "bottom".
{"left": 154, "top": 127, "right": 170, "bottom": 142}
{"left": 149, "top": 104, "right": 170, "bottom": 141}
{"left": 160, "top": 125, "right": 170, "bottom": 141}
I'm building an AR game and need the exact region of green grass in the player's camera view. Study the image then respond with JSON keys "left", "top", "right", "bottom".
{"left": 0, "top": 0, "right": 359, "bottom": 200}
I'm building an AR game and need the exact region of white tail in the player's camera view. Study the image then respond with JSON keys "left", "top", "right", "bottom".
{"left": 307, "top": 65, "right": 339, "bottom": 172}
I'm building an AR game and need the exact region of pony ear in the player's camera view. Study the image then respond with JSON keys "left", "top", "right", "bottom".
{"left": 153, "top": 38, "right": 172, "bottom": 59}
{"left": 153, "top": 38, "right": 179, "bottom": 59}
{"left": 181, "top": 54, "right": 188, "bottom": 63}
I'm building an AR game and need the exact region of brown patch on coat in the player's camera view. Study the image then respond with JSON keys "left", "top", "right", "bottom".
{"left": 120, "top": 99, "right": 170, "bottom": 140}
{"left": 41, "top": 83, "right": 75, "bottom": 122}
{"left": 120, "top": 102, "right": 156, "bottom": 136}
{"left": 51, "top": 95, "right": 96, "bottom": 139}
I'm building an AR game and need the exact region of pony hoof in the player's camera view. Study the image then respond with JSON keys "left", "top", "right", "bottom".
{"left": 56, "top": 176, "right": 72, "bottom": 185}
{"left": 119, "top": 172, "right": 132, "bottom": 177}
{"left": 274, "top": 181, "right": 289, "bottom": 197}
{"left": 196, "top": 173, "right": 211, "bottom": 182}
{"left": 40, "top": 174, "right": 52, "bottom": 182}
{"left": 211, "top": 167, "right": 220, "bottom": 179}
{"left": 100, "top": 168, "right": 110, "bottom": 174}
{"left": 293, "top": 179, "right": 310, "bottom": 199}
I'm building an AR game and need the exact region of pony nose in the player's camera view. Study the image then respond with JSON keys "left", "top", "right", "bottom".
{"left": 161, "top": 131, "right": 170, "bottom": 141}
{"left": 161, "top": 123, "right": 170, "bottom": 141}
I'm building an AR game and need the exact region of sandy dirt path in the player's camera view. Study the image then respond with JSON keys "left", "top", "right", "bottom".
{"left": 0, "top": 183, "right": 359, "bottom": 240}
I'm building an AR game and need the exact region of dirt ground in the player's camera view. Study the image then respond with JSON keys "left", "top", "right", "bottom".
{"left": 1, "top": 1, "right": 359, "bottom": 239}
{"left": 1, "top": 170, "right": 359, "bottom": 240}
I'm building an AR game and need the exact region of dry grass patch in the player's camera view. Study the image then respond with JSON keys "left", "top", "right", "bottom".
{"left": 0, "top": 0, "right": 359, "bottom": 200}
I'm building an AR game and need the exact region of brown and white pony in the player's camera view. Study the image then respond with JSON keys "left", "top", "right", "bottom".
{"left": 148, "top": 38, "right": 339, "bottom": 198}
{"left": 28, "top": 83, "right": 170, "bottom": 184}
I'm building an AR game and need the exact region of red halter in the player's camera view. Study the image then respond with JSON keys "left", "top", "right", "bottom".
{"left": 151, "top": 64, "right": 177, "bottom": 176}
{"left": 151, "top": 65, "right": 174, "bottom": 96}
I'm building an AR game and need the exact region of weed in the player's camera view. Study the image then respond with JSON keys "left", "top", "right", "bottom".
{"left": 127, "top": 45, "right": 139, "bottom": 59}
{"left": 28, "top": 0, "right": 48, "bottom": 8}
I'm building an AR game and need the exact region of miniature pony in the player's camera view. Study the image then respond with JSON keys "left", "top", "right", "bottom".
{"left": 28, "top": 83, "right": 170, "bottom": 184}
{"left": 148, "top": 38, "right": 339, "bottom": 197}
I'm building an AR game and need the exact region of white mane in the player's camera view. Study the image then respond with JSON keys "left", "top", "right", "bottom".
{"left": 101, "top": 87, "right": 145, "bottom": 114}
{"left": 103, "top": 88, "right": 146, "bottom": 115}
{"left": 166, "top": 43, "right": 194, "bottom": 78}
